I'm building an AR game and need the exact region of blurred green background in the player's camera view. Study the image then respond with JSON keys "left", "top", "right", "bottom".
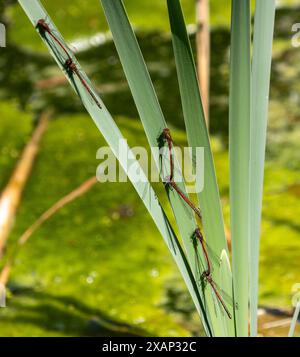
{"left": 0, "top": 0, "right": 300, "bottom": 336}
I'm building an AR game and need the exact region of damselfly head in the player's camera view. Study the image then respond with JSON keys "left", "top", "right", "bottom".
{"left": 162, "top": 128, "right": 172, "bottom": 141}
{"left": 36, "top": 19, "right": 50, "bottom": 32}
{"left": 193, "top": 227, "right": 204, "bottom": 242}
{"left": 65, "top": 58, "right": 76, "bottom": 72}
{"left": 158, "top": 128, "right": 171, "bottom": 148}
{"left": 201, "top": 270, "right": 211, "bottom": 280}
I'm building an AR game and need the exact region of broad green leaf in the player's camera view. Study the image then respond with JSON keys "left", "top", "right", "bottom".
{"left": 250, "top": 0, "right": 276, "bottom": 337}
{"left": 100, "top": 0, "right": 216, "bottom": 335}
{"left": 18, "top": 0, "right": 212, "bottom": 336}
{"left": 166, "top": 0, "right": 234, "bottom": 336}
{"left": 229, "top": 0, "right": 251, "bottom": 336}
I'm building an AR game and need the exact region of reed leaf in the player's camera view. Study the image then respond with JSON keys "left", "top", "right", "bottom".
{"left": 166, "top": 0, "right": 234, "bottom": 335}
{"left": 100, "top": 0, "right": 218, "bottom": 335}
{"left": 250, "top": 0, "right": 276, "bottom": 337}
{"left": 220, "top": 250, "right": 235, "bottom": 337}
{"left": 229, "top": 0, "right": 251, "bottom": 336}
{"left": 288, "top": 302, "right": 300, "bottom": 337}
{"left": 18, "top": 0, "right": 212, "bottom": 335}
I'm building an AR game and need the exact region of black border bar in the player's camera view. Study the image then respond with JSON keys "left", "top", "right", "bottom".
{"left": 0, "top": 337, "right": 298, "bottom": 354}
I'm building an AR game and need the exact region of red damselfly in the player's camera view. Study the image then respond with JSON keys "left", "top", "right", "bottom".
{"left": 161, "top": 128, "right": 202, "bottom": 220}
{"left": 193, "top": 227, "right": 233, "bottom": 319}
{"left": 193, "top": 228, "right": 212, "bottom": 275}
{"left": 202, "top": 271, "right": 232, "bottom": 319}
{"left": 36, "top": 20, "right": 101, "bottom": 109}
{"left": 36, "top": 19, "right": 72, "bottom": 61}
{"left": 161, "top": 128, "right": 174, "bottom": 181}
{"left": 192, "top": 228, "right": 222, "bottom": 275}
{"left": 167, "top": 180, "right": 202, "bottom": 219}
{"left": 64, "top": 59, "right": 102, "bottom": 109}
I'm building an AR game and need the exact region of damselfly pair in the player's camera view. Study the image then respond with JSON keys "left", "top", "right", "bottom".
{"left": 36, "top": 19, "right": 102, "bottom": 109}
{"left": 160, "top": 128, "right": 234, "bottom": 319}
{"left": 160, "top": 128, "right": 202, "bottom": 219}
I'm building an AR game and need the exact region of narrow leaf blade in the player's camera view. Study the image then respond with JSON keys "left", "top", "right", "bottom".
{"left": 250, "top": 0, "right": 276, "bottom": 337}
{"left": 166, "top": 0, "right": 233, "bottom": 335}
{"left": 229, "top": 0, "right": 251, "bottom": 336}
{"left": 100, "top": 0, "right": 215, "bottom": 334}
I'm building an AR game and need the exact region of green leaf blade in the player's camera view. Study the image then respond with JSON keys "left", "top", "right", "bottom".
{"left": 250, "top": 0, "right": 276, "bottom": 337}
{"left": 100, "top": 0, "right": 216, "bottom": 334}
{"left": 166, "top": 0, "right": 233, "bottom": 335}
{"left": 229, "top": 0, "right": 251, "bottom": 336}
